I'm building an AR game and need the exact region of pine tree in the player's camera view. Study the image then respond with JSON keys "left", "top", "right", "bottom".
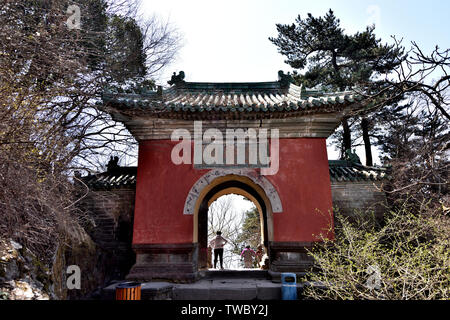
{"left": 269, "top": 9, "right": 405, "bottom": 164}
{"left": 235, "top": 207, "right": 261, "bottom": 254}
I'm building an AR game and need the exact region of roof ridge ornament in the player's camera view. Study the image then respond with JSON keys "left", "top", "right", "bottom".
{"left": 344, "top": 149, "right": 362, "bottom": 165}
{"left": 278, "top": 70, "right": 294, "bottom": 88}
{"left": 107, "top": 156, "right": 120, "bottom": 172}
{"left": 168, "top": 71, "right": 186, "bottom": 86}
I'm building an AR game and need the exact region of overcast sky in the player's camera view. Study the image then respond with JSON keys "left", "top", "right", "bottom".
{"left": 139, "top": 0, "right": 450, "bottom": 163}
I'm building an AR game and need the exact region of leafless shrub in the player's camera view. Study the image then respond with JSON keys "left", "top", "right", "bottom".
{"left": 303, "top": 202, "right": 450, "bottom": 300}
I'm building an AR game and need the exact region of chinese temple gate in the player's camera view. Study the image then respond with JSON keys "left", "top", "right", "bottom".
{"left": 100, "top": 71, "right": 367, "bottom": 282}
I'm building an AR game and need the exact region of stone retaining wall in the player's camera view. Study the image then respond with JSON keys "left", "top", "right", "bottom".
{"left": 80, "top": 186, "right": 136, "bottom": 282}
{"left": 331, "top": 181, "right": 386, "bottom": 219}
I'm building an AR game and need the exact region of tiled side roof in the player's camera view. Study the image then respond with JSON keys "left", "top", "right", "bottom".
{"left": 102, "top": 75, "right": 362, "bottom": 116}
{"left": 81, "top": 161, "right": 387, "bottom": 190}
{"left": 329, "top": 160, "right": 388, "bottom": 182}
{"left": 81, "top": 167, "right": 137, "bottom": 189}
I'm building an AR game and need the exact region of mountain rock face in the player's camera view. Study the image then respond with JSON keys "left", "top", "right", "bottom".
{"left": 1, "top": 230, "right": 116, "bottom": 300}
{"left": 0, "top": 239, "right": 51, "bottom": 300}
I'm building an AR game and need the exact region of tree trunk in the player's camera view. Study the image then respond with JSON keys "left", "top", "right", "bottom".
{"left": 361, "top": 117, "right": 373, "bottom": 166}
{"left": 341, "top": 117, "right": 351, "bottom": 158}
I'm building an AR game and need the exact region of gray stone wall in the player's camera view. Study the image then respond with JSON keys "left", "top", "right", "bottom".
{"left": 83, "top": 189, "right": 135, "bottom": 246}
{"left": 80, "top": 187, "right": 136, "bottom": 281}
{"left": 331, "top": 181, "right": 387, "bottom": 219}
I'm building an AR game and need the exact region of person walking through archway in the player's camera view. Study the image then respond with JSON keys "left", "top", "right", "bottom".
{"left": 209, "top": 231, "right": 228, "bottom": 270}
{"left": 255, "top": 244, "right": 264, "bottom": 268}
{"left": 240, "top": 245, "right": 256, "bottom": 269}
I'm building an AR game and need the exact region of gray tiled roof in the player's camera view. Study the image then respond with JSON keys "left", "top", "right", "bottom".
{"left": 102, "top": 75, "right": 362, "bottom": 117}
{"left": 81, "top": 167, "right": 137, "bottom": 189}
{"left": 82, "top": 161, "right": 387, "bottom": 190}
{"left": 329, "top": 160, "right": 388, "bottom": 182}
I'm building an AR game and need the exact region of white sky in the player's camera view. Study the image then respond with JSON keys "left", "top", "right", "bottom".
{"left": 138, "top": 0, "right": 450, "bottom": 164}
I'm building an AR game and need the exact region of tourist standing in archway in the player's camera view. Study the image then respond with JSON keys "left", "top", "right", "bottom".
{"left": 209, "top": 231, "right": 228, "bottom": 269}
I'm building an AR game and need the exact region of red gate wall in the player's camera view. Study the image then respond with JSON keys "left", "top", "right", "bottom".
{"left": 132, "top": 138, "right": 334, "bottom": 246}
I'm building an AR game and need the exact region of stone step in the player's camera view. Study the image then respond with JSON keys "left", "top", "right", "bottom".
{"left": 200, "top": 269, "right": 269, "bottom": 280}
{"left": 94, "top": 230, "right": 114, "bottom": 235}
{"left": 93, "top": 235, "right": 115, "bottom": 242}
{"left": 95, "top": 221, "right": 115, "bottom": 227}
{"left": 173, "top": 279, "right": 282, "bottom": 300}
{"left": 101, "top": 278, "right": 298, "bottom": 300}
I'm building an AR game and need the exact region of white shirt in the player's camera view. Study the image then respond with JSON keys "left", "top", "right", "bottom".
{"left": 209, "top": 235, "right": 228, "bottom": 249}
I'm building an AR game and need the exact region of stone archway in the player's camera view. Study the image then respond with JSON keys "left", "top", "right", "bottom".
{"left": 183, "top": 169, "right": 283, "bottom": 270}
{"left": 183, "top": 169, "right": 283, "bottom": 216}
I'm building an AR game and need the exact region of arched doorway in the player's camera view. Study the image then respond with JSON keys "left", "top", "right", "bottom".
{"left": 206, "top": 193, "right": 259, "bottom": 269}
{"left": 190, "top": 172, "right": 279, "bottom": 271}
